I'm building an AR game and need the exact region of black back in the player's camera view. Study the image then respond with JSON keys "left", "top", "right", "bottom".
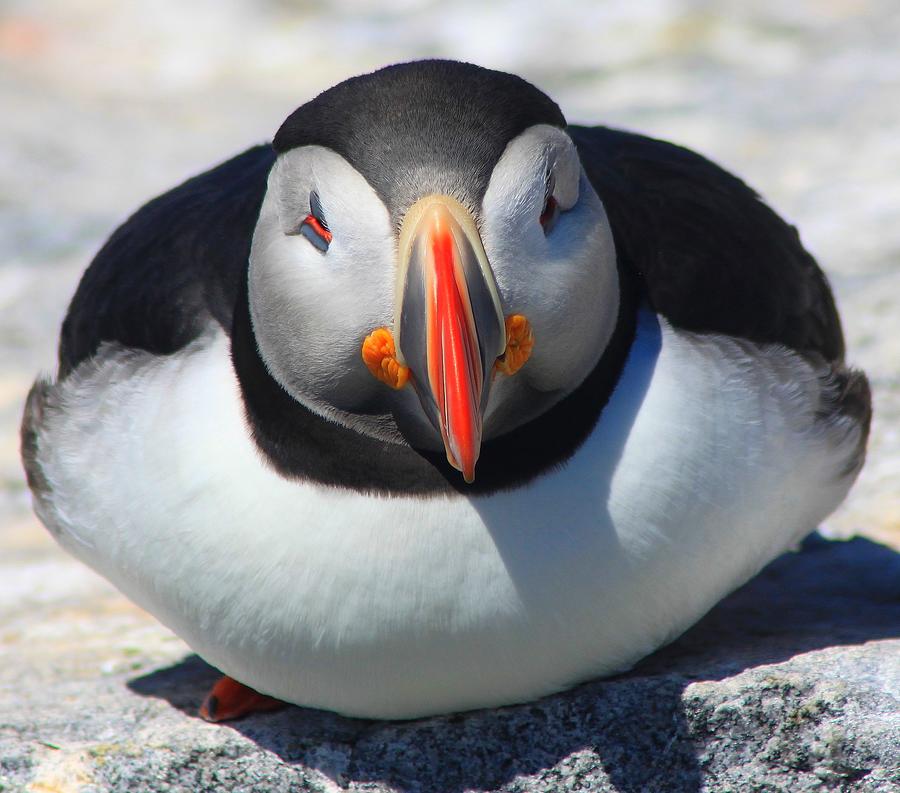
{"left": 55, "top": 64, "right": 848, "bottom": 493}
{"left": 570, "top": 125, "right": 844, "bottom": 362}
{"left": 58, "top": 145, "right": 275, "bottom": 376}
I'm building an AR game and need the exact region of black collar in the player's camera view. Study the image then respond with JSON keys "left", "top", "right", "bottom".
{"left": 231, "top": 259, "right": 638, "bottom": 496}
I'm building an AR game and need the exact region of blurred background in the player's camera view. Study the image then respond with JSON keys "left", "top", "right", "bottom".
{"left": 1, "top": 0, "right": 898, "bottom": 665}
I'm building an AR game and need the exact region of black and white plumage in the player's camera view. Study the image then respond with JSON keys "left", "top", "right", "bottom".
{"left": 22, "top": 60, "right": 870, "bottom": 718}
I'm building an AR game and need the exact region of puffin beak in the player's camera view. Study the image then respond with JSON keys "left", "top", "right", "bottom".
{"left": 394, "top": 195, "right": 506, "bottom": 483}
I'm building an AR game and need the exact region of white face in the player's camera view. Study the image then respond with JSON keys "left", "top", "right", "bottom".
{"left": 249, "top": 146, "right": 414, "bottom": 438}
{"left": 479, "top": 125, "right": 619, "bottom": 435}
{"left": 248, "top": 124, "right": 619, "bottom": 448}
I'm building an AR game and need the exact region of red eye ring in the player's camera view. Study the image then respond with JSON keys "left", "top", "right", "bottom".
{"left": 303, "top": 214, "right": 332, "bottom": 244}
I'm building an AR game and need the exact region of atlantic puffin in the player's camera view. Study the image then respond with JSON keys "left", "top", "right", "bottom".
{"left": 21, "top": 60, "right": 870, "bottom": 721}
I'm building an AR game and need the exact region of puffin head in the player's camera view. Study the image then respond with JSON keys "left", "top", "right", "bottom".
{"left": 248, "top": 60, "right": 619, "bottom": 484}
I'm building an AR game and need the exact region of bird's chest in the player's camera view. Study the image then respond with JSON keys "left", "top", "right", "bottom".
{"left": 45, "top": 316, "right": 833, "bottom": 608}
{"left": 36, "top": 316, "right": 854, "bottom": 716}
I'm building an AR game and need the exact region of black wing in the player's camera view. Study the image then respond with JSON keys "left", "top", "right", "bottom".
{"left": 569, "top": 126, "right": 844, "bottom": 362}
{"left": 58, "top": 145, "right": 276, "bottom": 377}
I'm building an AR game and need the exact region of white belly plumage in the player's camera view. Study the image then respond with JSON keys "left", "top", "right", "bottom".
{"left": 30, "top": 311, "right": 863, "bottom": 718}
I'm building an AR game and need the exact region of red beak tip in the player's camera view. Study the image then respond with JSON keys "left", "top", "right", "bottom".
{"left": 446, "top": 452, "right": 477, "bottom": 484}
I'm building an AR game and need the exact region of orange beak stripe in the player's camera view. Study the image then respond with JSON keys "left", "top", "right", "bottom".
{"left": 425, "top": 208, "right": 482, "bottom": 483}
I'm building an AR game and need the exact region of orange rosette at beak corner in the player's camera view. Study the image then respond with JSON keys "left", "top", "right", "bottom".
{"left": 394, "top": 196, "right": 507, "bottom": 483}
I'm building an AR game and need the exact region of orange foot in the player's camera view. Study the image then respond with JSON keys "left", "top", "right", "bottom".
{"left": 199, "top": 675, "right": 287, "bottom": 722}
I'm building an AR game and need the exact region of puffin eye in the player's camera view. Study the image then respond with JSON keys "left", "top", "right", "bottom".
{"left": 539, "top": 171, "right": 560, "bottom": 234}
{"left": 298, "top": 191, "right": 332, "bottom": 252}
{"left": 539, "top": 194, "right": 560, "bottom": 234}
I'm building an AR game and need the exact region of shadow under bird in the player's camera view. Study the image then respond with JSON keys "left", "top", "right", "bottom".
{"left": 21, "top": 60, "right": 871, "bottom": 721}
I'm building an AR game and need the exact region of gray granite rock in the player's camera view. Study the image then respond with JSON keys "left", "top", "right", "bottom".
{"left": 1, "top": 534, "right": 898, "bottom": 792}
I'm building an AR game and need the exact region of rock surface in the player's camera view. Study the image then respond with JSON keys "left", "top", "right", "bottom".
{"left": 1, "top": 535, "right": 897, "bottom": 793}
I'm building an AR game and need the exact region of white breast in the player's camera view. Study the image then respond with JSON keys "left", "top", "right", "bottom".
{"left": 31, "top": 311, "right": 864, "bottom": 718}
